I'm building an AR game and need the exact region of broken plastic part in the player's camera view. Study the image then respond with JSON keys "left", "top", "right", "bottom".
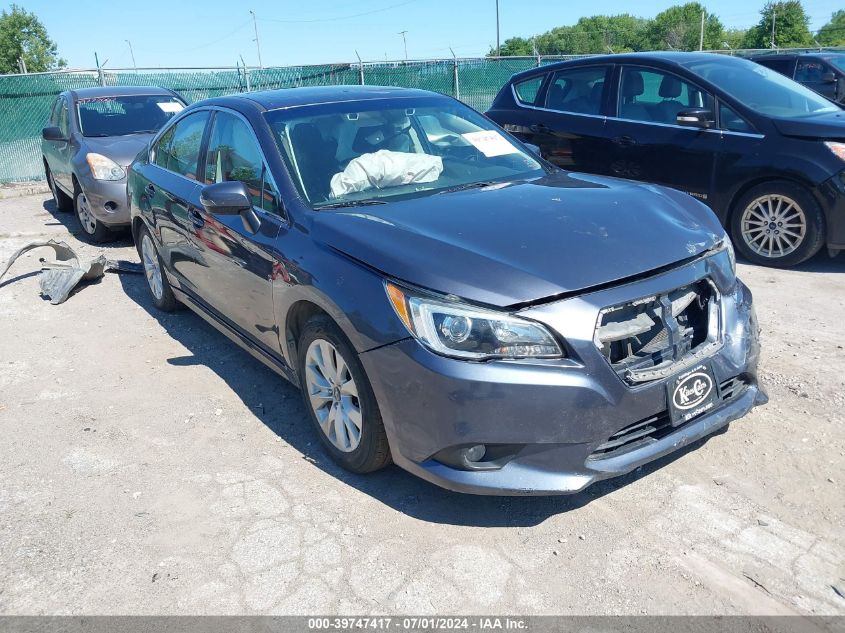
{"left": 0, "top": 239, "right": 142, "bottom": 305}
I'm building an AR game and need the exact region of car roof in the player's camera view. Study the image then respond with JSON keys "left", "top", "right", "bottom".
{"left": 509, "top": 51, "right": 737, "bottom": 81}
{"left": 68, "top": 86, "right": 179, "bottom": 100}
{"left": 193, "top": 85, "right": 444, "bottom": 112}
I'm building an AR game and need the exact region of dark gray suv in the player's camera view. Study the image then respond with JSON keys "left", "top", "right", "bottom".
{"left": 128, "top": 86, "right": 765, "bottom": 495}
{"left": 41, "top": 86, "right": 186, "bottom": 242}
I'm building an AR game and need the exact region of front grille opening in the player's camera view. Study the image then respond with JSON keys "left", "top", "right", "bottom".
{"left": 588, "top": 373, "right": 750, "bottom": 461}
{"left": 595, "top": 279, "right": 717, "bottom": 381}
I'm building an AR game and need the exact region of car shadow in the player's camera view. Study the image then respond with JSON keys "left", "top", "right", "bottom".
{"left": 117, "top": 271, "right": 726, "bottom": 528}
{"left": 737, "top": 248, "right": 845, "bottom": 273}
{"left": 42, "top": 198, "right": 132, "bottom": 247}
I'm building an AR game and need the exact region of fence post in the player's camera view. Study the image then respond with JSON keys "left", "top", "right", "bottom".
{"left": 450, "top": 48, "right": 459, "bottom": 100}
{"left": 95, "top": 52, "right": 105, "bottom": 86}
{"left": 536, "top": 54, "right": 542, "bottom": 68}
{"left": 356, "top": 51, "right": 365, "bottom": 85}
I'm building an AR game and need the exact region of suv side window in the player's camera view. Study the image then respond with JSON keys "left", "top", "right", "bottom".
{"left": 204, "top": 111, "right": 280, "bottom": 213}
{"left": 153, "top": 125, "right": 175, "bottom": 169}
{"left": 795, "top": 58, "right": 829, "bottom": 83}
{"left": 545, "top": 66, "right": 609, "bottom": 115}
{"left": 513, "top": 76, "right": 544, "bottom": 106}
{"left": 757, "top": 58, "right": 793, "bottom": 76}
{"left": 618, "top": 66, "right": 714, "bottom": 125}
{"left": 49, "top": 97, "right": 62, "bottom": 126}
{"left": 719, "top": 103, "right": 753, "bottom": 133}
{"left": 157, "top": 111, "right": 209, "bottom": 179}
{"left": 57, "top": 101, "right": 69, "bottom": 136}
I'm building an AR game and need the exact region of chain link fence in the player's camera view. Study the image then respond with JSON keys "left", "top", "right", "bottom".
{"left": 0, "top": 49, "right": 839, "bottom": 183}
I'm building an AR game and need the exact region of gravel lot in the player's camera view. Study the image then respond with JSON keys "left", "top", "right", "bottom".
{"left": 0, "top": 193, "right": 843, "bottom": 615}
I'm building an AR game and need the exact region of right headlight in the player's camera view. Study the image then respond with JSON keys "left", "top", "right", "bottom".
{"left": 385, "top": 282, "right": 563, "bottom": 361}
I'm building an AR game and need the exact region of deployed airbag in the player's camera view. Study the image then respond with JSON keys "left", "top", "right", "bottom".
{"left": 330, "top": 150, "right": 443, "bottom": 198}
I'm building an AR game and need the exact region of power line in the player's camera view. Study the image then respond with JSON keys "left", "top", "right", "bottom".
{"left": 259, "top": 0, "right": 415, "bottom": 24}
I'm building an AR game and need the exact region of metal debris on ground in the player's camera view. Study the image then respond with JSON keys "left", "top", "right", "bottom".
{"left": 0, "top": 239, "right": 142, "bottom": 304}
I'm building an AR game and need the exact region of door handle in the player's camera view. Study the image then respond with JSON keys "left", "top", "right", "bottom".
{"left": 529, "top": 123, "right": 551, "bottom": 134}
{"left": 188, "top": 207, "right": 205, "bottom": 228}
{"left": 144, "top": 183, "right": 156, "bottom": 197}
{"left": 613, "top": 135, "right": 638, "bottom": 147}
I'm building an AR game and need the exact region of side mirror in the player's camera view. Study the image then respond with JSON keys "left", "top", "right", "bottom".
{"left": 200, "top": 181, "right": 260, "bottom": 234}
{"left": 524, "top": 142, "right": 541, "bottom": 156}
{"left": 821, "top": 71, "right": 837, "bottom": 84}
{"left": 676, "top": 108, "right": 715, "bottom": 129}
{"left": 42, "top": 126, "right": 66, "bottom": 142}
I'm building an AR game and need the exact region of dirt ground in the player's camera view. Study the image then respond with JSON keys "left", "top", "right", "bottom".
{"left": 0, "top": 193, "right": 843, "bottom": 616}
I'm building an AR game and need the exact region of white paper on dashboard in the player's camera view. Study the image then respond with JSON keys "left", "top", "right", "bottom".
{"left": 461, "top": 130, "right": 519, "bottom": 157}
{"left": 156, "top": 102, "right": 185, "bottom": 113}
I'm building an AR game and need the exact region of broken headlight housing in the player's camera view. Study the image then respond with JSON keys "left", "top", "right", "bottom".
{"left": 386, "top": 282, "right": 563, "bottom": 360}
{"left": 711, "top": 237, "right": 736, "bottom": 276}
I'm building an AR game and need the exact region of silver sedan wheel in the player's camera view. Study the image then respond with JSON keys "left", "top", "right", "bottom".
{"left": 304, "top": 339, "right": 362, "bottom": 453}
{"left": 76, "top": 192, "right": 97, "bottom": 235}
{"left": 740, "top": 194, "right": 806, "bottom": 259}
{"left": 141, "top": 234, "right": 164, "bottom": 302}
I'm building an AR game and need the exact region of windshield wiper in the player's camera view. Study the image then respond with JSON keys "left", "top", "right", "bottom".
{"left": 437, "top": 181, "right": 501, "bottom": 195}
{"left": 316, "top": 199, "right": 388, "bottom": 210}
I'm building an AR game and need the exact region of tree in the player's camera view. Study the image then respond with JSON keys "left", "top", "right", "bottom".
{"left": 0, "top": 4, "right": 65, "bottom": 74}
{"left": 722, "top": 28, "right": 748, "bottom": 50}
{"left": 816, "top": 10, "right": 845, "bottom": 46}
{"left": 742, "top": 1, "right": 813, "bottom": 49}
{"left": 645, "top": 3, "right": 724, "bottom": 51}
{"left": 490, "top": 37, "right": 534, "bottom": 57}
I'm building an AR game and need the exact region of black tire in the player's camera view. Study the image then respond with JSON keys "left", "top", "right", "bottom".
{"left": 74, "top": 186, "right": 114, "bottom": 243}
{"left": 729, "top": 181, "right": 825, "bottom": 268}
{"left": 137, "top": 224, "right": 179, "bottom": 312}
{"left": 297, "top": 315, "right": 391, "bottom": 473}
{"left": 45, "top": 164, "right": 73, "bottom": 212}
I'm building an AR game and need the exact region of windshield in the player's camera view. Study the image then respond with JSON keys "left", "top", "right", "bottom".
{"left": 684, "top": 57, "right": 840, "bottom": 118}
{"left": 77, "top": 95, "right": 186, "bottom": 137}
{"left": 265, "top": 97, "right": 546, "bottom": 208}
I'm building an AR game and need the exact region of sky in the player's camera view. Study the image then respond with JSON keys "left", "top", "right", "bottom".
{"left": 19, "top": 0, "right": 845, "bottom": 70}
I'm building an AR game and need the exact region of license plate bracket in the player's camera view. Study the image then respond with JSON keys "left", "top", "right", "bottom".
{"left": 666, "top": 363, "right": 720, "bottom": 426}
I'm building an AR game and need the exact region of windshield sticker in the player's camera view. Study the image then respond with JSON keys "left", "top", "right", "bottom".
{"left": 157, "top": 101, "right": 184, "bottom": 113}
{"left": 461, "top": 130, "right": 519, "bottom": 157}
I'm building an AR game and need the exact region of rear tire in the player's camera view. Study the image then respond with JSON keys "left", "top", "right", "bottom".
{"left": 297, "top": 315, "right": 391, "bottom": 474}
{"left": 138, "top": 225, "right": 178, "bottom": 312}
{"left": 74, "top": 186, "right": 113, "bottom": 243}
{"left": 45, "top": 164, "right": 72, "bottom": 212}
{"left": 730, "top": 181, "right": 824, "bottom": 268}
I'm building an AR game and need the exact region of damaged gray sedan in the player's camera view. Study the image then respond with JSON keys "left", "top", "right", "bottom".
{"left": 129, "top": 87, "right": 765, "bottom": 495}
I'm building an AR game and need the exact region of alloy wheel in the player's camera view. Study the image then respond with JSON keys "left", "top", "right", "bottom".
{"left": 141, "top": 234, "right": 164, "bottom": 302}
{"left": 739, "top": 194, "right": 806, "bottom": 259}
{"left": 76, "top": 192, "right": 97, "bottom": 235}
{"left": 304, "top": 339, "right": 363, "bottom": 453}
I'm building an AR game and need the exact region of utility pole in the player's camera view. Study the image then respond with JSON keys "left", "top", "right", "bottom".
{"left": 771, "top": 8, "right": 776, "bottom": 49}
{"left": 398, "top": 30, "right": 408, "bottom": 60}
{"left": 699, "top": 10, "right": 705, "bottom": 51}
{"left": 250, "top": 10, "right": 263, "bottom": 68}
{"left": 495, "top": 0, "right": 500, "bottom": 57}
{"left": 125, "top": 40, "right": 137, "bottom": 72}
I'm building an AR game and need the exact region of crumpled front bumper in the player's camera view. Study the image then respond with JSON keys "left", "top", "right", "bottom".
{"left": 360, "top": 251, "right": 765, "bottom": 495}
{"left": 78, "top": 175, "right": 130, "bottom": 228}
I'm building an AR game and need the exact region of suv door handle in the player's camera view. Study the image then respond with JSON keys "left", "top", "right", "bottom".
{"left": 613, "top": 135, "right": 637, "bottom": 147}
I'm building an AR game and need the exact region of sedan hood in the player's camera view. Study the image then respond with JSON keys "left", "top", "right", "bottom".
{"left": 312, "top": 172, "right": 724, "bottom": 307}
{"left": 83, "top": 133, "right": 154, "bottom": 167}
{"left": 771, "top": 110, "right": 845, "bottom": 141}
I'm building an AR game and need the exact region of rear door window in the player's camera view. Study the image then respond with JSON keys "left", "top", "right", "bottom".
{"left": 513, "top": 76, "right": 544, "bottom": 106}
{"left": 545, "top": 66, "right": 610, "bottom": 115}
{"left": 157, "top": 111, "right": 209, "bottom": 180}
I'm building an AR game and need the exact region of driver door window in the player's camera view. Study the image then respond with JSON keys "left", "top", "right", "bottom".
{"left": 204, "top": 111, "right": 280, "bottom": 214}
{"left": 618, "top": 67, "right": 714, "bottom": 125}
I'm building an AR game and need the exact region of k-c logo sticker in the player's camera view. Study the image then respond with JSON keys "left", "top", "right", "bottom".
{"left": 672, "top": 371, "right": 714, "bottom": 410}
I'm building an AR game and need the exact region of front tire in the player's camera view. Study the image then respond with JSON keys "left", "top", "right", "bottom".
{"left": 730, "top": 181, "right": 825, "bottom": 268}
{"left": 297, "top": 315, "right": 391, "bottom": 473}
{"left": 74, "top": 186, "right": 113, "bottom": 243}
{"left": 138, "top": 225, "right": 178, "bottom": 312}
